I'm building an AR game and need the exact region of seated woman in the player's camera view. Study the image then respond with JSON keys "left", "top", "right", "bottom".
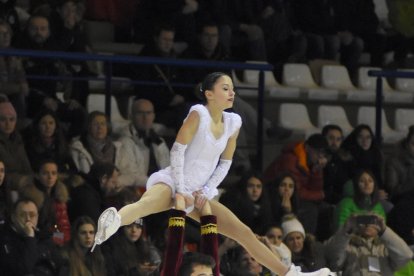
{"left": 23, "top": 109, "right": 76, "bottom": 173}
{"left": 60, "top": 216, "right": 113, "bottom": 275}
{"left": 220, "top": 171, "right": 273, "bottom": 235}
{"left": 334, "top": 169, "right": 386, "bottom": 230}
{"left": 69, "top": 111, "right": 132, "bottom": 185}
{"left": 267, "top": 172, "right": 299, "bottom": 225}
{"left": 20, "top": 159, "right": 71, "bottom": 244}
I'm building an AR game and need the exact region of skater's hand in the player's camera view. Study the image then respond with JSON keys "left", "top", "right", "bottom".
{"left": 176, "top": 192, "right": 194, "bottom": 209}
{"left": 193, "top": 191, "right": 211, "bottom": 215}
{"left": 175, "top": 193, "right": 186, "bottom": 211}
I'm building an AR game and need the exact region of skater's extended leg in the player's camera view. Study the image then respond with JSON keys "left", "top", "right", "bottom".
{"left": 119, "top": 183, "right": 174, "bottom": 225}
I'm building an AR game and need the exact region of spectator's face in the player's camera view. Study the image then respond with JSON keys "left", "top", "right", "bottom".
{"left": 132, "top": 99, "right": 155, "bottom": 132}
{"left": 240, "top": 250, "right": 263, "bottom": 274}
{"left": 266, "top": 227, "right": 283, "bottom": 246}
{"left": 0, "top": 161, "right": 4, "bottom": 186}
{"left": 357, "top": 128, "right": 372, "bottom": 151}
{"left": 155, "top": 30, "right": 175, "bottom": 55}
{"left": 138, "top": 262, "right": 159, "bottom": 274}
{"left": 60, "top": 1, "right": 78, "bottom": 26}
{"left": 0, "top": 24, "right": 12, "bottom": 48}
{"left": 190, "top": 264, "right": 213, "bottom": 276}
{"left": 38, "top": 162, "right": 58, "bottom": 189}
{"left": 285, "top": 232, "right": 304, "bottom": 253}
{"left": 307, "top": 146, "right": 328, "bottom": 170}
{"left": 100, "top": 170, "right": 119, "bottom": 196}
{"left": 325, "top": 129, "right": 343, "bottom": 153}
{"left": 38, "top": 114, "right": 56, "bottom": 138}
{"left": 13, "top": 201, "right": 39, "bottom": 231}
{"left": 246, "top": 176, "right": 262, "bottom": 202}
{"left": 278, "top": 176, "right": 294, "bottom": 199}
{"left": 77, "top": 223, "right": 95, "bottom": 249}
{"left": 0, "top": 114, "right": 16, "bottom": 135}
{"left": 123, "top": 224, "right": 143, "bottom": 242}
{"left": 358, "top": 172, "right": 375, "bottom": 196}
{"left": 89, "top": 115, "right": 108, "bottom": 140}
{"left": 358, "top": 224, "right": 379, "bottom": 238}
{"left": 28, "top": 17, "right": 50, "bottom": 45}
{"left": 199, "top": 26, "right": 219, "bottom": 55}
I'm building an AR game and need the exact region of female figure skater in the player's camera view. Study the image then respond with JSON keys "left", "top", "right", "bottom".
{"left": 92, "top": 72, "right": 330, "bottom": 276}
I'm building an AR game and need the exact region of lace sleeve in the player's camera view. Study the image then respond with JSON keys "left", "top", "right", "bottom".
{"left": 202, "top": 159, "right": 232, "bottom": 199}
{"left": 170, "top": 141, "right": 187, "bottom": 194}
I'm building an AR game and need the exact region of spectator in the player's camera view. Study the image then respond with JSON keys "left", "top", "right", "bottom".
{"left": 53, "top": 0, "right": 92, "bottom": 107}
{"left": 334, "top": 169, "right": 386, "bottom": 229}
{"left": 322, "top": 125, "right": 354, "bottom": 205}
{"left": 102, "top": 218, "right": 160, "bottom": 276}
{"left": 119, "top": 24, "right": 189, "bottom": 131}
{"left": 220, "top": 171, "right": 273, "bottom": 235}
{"left": 0, "top": 159, "right": 13, "bottom": 225}
{"left": 341, "top": 125, "right": 389, "bottom": 207}
{"left": 385, "top": 126, "right": 414, "bottom": 203}
{"left": 0, "top": 0, "right": 21, "bottom": 38}
{"left": 0, "top": 20, "right": 29, "bottom": 117}
{"left": 23, "top": 109, "right": 76, "bottom": 173}
{"left": 325, "top": 214, "right": 413, "bottom": 276}
{"left": 387, "top": 189, "right": 414, "bottom": 246}
{"left": 59, "top": 215, "right": 112, "bottom": 275}
{"left": 70, "top": 111, "right": 131, "bottom": 176}
{"left": 0, "top": 100, "right": 32, "bottom": 189}
{"left": 264, "top": 134, "right": 329, "bottom": 235}
{"left": 0, "top": 198, "right": 63, "bottom": 275}
{"left": 267, "top": 172, "right": 299, "bottom": 225}
{"left": 282, "top": 216, "right": 327, "bottom": 273}
{"left": 292, "top": 0, "right": 364, "bottom": 78}
{"left": 229, "top": 246, "right": 272, "bottom": 276}
{"left": 266, "top": 225, "right": 292, "bottom": 267}
{"left": 68, "top": 162, "right": 120, "bottom": 222}
{"left": 118, "top": 98, "right": 170, "bottom": 188}
{"left": 19, "top": 15, "right": 86, "bottom": 138}
{"left": 20, "top": 159, "right": 71, "bottom": 244}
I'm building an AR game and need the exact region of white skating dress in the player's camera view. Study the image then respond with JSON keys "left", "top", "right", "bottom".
{"left": 146, "top": 104, "right": 241, "bottom": 199}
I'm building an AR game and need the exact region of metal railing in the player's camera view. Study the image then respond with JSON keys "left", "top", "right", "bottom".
{"left": 0, "top": 48, "right": 272, "bottom": 170}
{"left": 368, "top": 69, "right": 414, "bottom": 144}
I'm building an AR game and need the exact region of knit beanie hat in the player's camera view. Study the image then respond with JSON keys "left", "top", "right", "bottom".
{"left": 0, "top": 102, "right": 17, "bottom": 118}
{"left": 281, "top": 217, "right": 306, "bottom": 240}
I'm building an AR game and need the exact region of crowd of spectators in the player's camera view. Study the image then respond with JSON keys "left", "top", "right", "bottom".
{"left": 0, "top": 0, "right": 414, "bottom": 275}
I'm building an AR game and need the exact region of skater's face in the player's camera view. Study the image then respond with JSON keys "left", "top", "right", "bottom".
{"left": 266, "top": 227, "right": 283, "bottom": 246}
{"left": 38, "top": 162, "right": 58, "bottom": 190}
{"left": 278, "top": 176, "right": 294, "bottom": 198}
{"left": 124, "top": 224, "right": 143, "bottom": 242}
{"left": 89, "top": 114, "right": 108, "bottom": 140}
{"left": 246, "top": 176, "right": 262, "bottom": 202}
{"left": 357, "top": 128, "right": 372, "bottom": 151}
{"left": 38, "top": 114, "right": 56, "bottom": 138}
{"left": 77, "top": 223, "right": 95, "bottom": 249}
{"left": 205, "top": 75, "right": 235, "bottom": 109}
{"left": 285, "top": 232, "right": 304, "bottom": 253}
{"left": 190, "top": 264, "right": 213, "bottom": 276}
{"left": 325, "top": 129, "right": 343, "bottom": 153}
{"left": 358, "top": 172, "right": 375, "bottom": 196}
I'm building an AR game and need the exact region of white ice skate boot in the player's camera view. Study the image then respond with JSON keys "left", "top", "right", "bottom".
{"left": 285, "top": 264, "right": 331, "bottom": 276}
{"left": 91, "top": 207, "right": 121, "bottom": 252}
